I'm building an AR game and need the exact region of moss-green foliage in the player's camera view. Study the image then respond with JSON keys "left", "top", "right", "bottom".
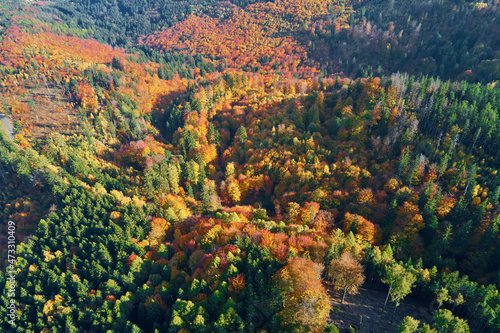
{"left": 1, "top": 0, "right": 500, "bottom": 332}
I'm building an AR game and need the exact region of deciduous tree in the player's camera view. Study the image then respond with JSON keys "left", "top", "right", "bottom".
{"left": 327, "top": 252, "right": 365, "bottom": 303}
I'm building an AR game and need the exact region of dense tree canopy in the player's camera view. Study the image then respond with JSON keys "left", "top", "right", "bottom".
{"left": 0, "top": 0, "right": 500, "bottom": 331}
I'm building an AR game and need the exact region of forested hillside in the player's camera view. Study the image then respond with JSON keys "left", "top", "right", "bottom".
{"left": 0, "top": 0, "right": 499, "bottom": 332}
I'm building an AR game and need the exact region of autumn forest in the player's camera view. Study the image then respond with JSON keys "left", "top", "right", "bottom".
{"left": 0, "top": 0, "right": 499, "bottom": 332}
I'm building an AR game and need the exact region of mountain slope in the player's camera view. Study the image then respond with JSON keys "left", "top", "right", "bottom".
{"left": 0, "top": 0, "right": 499, "bottom": 332}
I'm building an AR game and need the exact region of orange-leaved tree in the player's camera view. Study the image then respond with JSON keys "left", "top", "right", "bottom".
{"left": 273, "top": 257, "right": 332, "bottom": 332}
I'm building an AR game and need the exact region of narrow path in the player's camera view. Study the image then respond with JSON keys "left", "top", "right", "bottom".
{"left": 0, "top": 113, "right": 14, "bottom": 141}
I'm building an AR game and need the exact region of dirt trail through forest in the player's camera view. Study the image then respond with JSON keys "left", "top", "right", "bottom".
{"left": 0, "top": 113, "right": 13, "bottom": 141}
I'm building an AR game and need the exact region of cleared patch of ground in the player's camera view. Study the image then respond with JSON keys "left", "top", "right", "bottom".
{"left": 326, "top": 282, "right": 433, "bottom": 333}
{"left": 10, "top": 86, "right": 80, "bottom": 139}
